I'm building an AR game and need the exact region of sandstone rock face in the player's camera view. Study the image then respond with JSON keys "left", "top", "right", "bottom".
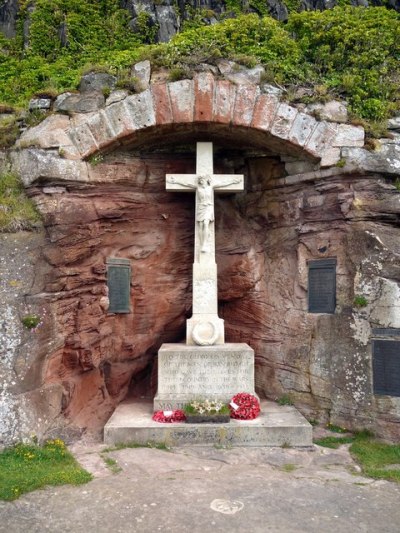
{"left": 3, "top": 72, "right": 400, "bottom": 444}
{"left": 0, "top": 231, "right": 66, "bottom": 446}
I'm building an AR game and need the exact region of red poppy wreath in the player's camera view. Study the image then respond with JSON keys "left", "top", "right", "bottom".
{"left": 152, "top": 410, "right": 186, "bottom": 423}
{"left": 229, "top": 393, "right": 260, "bottom": 420}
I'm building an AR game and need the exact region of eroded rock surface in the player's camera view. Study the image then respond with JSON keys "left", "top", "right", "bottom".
{"left": 6, "top": 146, "right": 399, "bottom": 440}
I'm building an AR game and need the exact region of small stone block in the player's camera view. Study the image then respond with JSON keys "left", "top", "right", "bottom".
{"left": 68, "top": 122, "right": 99, "bottom": 157}
{"left": 131, "top": 60, "right": 151, "bottom": 91}
{"left": 332, "top": 124, "right": 365, "bottom": 147}
{"left": 124, "top": 90, "right": 156, "bottom": 130}
{"left": 233, "top": 84, "right": 260, "bottom": 127}
{"left": 270, "top": 103, "right": 298, "bottom": 140}
{"left": 320, "top": 147, "right": 341, "bottom": 167}
{"left": 29, "top": 98, "right": 52, "bottom": 111}
{"left": 104, "top": 100, "right": 138, "bottom": 139}
{"left": 251, "top": 94, "right": 279, "bottom": 131}
{"left": 213, "top": 80, "right": 236, "bottom": 124}
{"left": 168, "top": 80, "right": 194, "bottom": 123}
{"left": 305, "top": 122, "right": 338, "bottom": 158}
{"left": 151, "top": 83, "right": 173, "bottom": 125}
{"left": 194, "top": 72, "right": 214, "bottom": 122}
{"left": 288, "top": 112, "right": 318, "bottom": 147}
{"left": 85, "top": 110, "right": 116, "bottom": 149}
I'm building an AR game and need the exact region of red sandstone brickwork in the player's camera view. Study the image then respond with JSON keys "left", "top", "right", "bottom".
{"left": 194, "top": 72, "right": 214, "bottom": 122}
{"left": 61, "top": 74, "right": 365, "bottom": 165}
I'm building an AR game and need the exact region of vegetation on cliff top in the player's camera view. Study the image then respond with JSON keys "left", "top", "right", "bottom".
{"left": 0, "top": 4, "right": 399, "bottom": 121}
{"left": 0, "top": 172, "right": 41, "bottom": 232}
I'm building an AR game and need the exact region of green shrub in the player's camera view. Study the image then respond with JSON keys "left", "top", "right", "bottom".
{"left": 0, "top": 4, "right": 398, "bottom": 125}
{"left": 156, "top": 14, "right": 302, "bottom": 81}
{"left": 21, "top": 314, "right": 41, "bottom": 329}
{"left": 17, "top": 0, "right": 140, "bottom": 59}
{"left": 353, "top": 295, "right": 368, "bottom": 308}
{"left": 286, "top": 7, "right": 400, "bottom": 120}
{"left": 0, "top": 115, "right": 19, "bottom": 148}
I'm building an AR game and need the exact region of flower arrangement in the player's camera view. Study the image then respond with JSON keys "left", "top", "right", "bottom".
{"left": 229, "top": 393, "right": 260, "bottom": 420}
{"left": 184, "top": 399, "right": 230, "bottom": 423}
{"left": 152, "top": 410, "right": 186, "bottom": 423}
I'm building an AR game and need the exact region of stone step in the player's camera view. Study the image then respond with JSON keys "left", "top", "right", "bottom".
{"left": 104, "top": 400, "right": 313, "bottom": 448}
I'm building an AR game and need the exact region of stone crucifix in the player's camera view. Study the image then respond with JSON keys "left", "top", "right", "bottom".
{"left": 166, "top": 142, "right": 244, "bottom": 346}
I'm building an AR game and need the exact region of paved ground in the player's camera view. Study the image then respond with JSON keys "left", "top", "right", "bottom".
{"left": 1, "top": 441, "right": 399, "bottom": 533}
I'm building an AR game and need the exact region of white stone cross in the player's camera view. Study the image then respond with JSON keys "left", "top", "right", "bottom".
{"left": 166, "top": 142, "right": 244, "bottom": 345}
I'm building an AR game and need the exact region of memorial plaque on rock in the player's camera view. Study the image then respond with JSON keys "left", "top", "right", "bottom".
{"left": 308, "top": 258, "right": 336, "bottom": 314}
{"left": 372, "top": 339, "right": 400, "bottom": 397}
{"left": 106, "top": 258, "right": 131, "bottom": 313}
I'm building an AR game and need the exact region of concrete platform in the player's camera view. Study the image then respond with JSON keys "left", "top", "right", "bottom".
{"left": 104, "top": 399, "right": 313, "bottom": 447}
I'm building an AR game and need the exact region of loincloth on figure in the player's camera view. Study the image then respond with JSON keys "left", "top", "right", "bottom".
{"left": 197, "top": 203, "right": 214, "bottom": 222}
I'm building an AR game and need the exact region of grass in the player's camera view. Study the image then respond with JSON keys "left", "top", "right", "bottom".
{"left": 0, "top": 172, "right": 41, "bottom": 232}
{"left": 282, "top": 463, "right": 297, "bottom": 472}
{"left": 102, "top": 441, "right": 170, "bottom": 453}
{"left": 351, "top": 438, "right": 400, "bottom": 483}
{"left": 325, "top": 423, "right": 348, "bottom": 433}
{"left": 0, "top": 440, "right": 92, "bottom": 501}
{"left": 102, "top": 456, "right": 122, "bottom": 474}
{"left": 314, "top": 436, "right": 355, "bottom": 449}
{"left": 315, "top": 430, "right": 400, "bottom": 483}
{"left": 277, "top": 394, "right": 294, "bottom": 406}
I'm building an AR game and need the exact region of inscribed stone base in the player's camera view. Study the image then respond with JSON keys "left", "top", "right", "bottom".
{"left": 154, "top": 343, "right": 255, "bottom": 411}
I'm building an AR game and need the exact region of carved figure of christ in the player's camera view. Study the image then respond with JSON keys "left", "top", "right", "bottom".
{"left": 166, "top": 142, "right": 244, "bottom": 264}
{"left": 166, "top": 142, "right": 243, "bottom": 346}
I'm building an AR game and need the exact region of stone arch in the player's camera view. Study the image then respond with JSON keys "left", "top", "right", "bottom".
{"left": 67, "top": 73, "right": 339, "bottom": 163}
{"left": 14, "top": 72, "right": 366, "bottom": 187}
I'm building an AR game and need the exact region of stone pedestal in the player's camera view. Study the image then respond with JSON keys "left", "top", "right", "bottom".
{"left": 154, "top": 343, "right": 255, "bottom": 410}
{"left": 104, "top": 400, "right": 313, "bottom": 448}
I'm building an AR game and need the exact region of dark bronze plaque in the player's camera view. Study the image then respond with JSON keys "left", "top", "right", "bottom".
{"left": 107, "top": 258, "right": 131, "bottom": 313}
{"left": 373, "top": 340, "right": 400, "bottom": 397}
{"left": 308, "top": 259, "right": 336, "bottom": 314}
